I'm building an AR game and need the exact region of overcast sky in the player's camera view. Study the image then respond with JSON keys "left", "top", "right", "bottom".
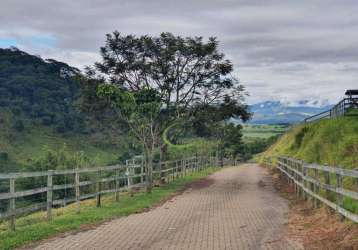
{"left": 1, "top": 0, "right": 357, "bottom": 105}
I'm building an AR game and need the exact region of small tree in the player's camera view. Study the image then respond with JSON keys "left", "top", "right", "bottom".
{"left": 88, "top": 32, "right": 250, "bottom": 192}
{"left": 97, "top": 86, "right": 162, "bottom": 192}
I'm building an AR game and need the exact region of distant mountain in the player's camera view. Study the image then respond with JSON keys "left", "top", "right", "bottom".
{"left": 247, "top": 101, "right": 334, "bottom": 124}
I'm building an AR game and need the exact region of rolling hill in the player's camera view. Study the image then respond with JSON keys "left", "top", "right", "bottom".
{"left": 0, "top": 48, "right": 140, "bottom": 172}
{"left": 248, "top": 101, "right": 333, "bottom": 124}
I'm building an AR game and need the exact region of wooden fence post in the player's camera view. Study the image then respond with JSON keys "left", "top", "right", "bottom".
{"left": 141, "top": 158, "right": 144, "bottom": 183}
{"left": 314, "top": 169, "right": 320, "bottom": 208}
{"left": 172, "top": 167, "right": 175, "bottom": 181}
{"left": 75, "top": 170, "right": 80, "bottom": 214}
{"left": 126, "top": 165, "right": 133, "bottom": 196}
{"left": 9, "top": 178, "right": 15, "bottom": 230}
{"left": 299, "top": 161, "right": 304, "bottom": 198}
{"left": 336, "top": 173, "right": 344, "bottom": 221}
{"left": 96, "top": 170, "right": 101, "bottom": 207}
{"left": 354, "top": 169, "right": 358, "bottom": 195}
{"left": 293, "top": 161, "right": 299, "bottom": 197}
{"left": 324, "top": 170, "right": 331, "bottom": 199}
{"left": 175, "top": 161, "right": 179, "bottom": 179}
{"left": 302, "top": 164, "right": 308, "bottom": 201}
{"left": 47, "top": 170, "right": 54, "bottom": 221}
{"left": 115, "top": 168, "right": 120, "bottom": 202}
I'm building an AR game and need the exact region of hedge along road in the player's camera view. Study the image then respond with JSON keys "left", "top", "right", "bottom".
{"left": 27, "top": 164, "right": 302, "bottom": 250}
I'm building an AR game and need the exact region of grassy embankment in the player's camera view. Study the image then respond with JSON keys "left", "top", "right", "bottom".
{"left": 257, "top": 116, "right": 358, "bottom": 213}
{"left": 0, "top": 167, "right": 219, "bottom": 250}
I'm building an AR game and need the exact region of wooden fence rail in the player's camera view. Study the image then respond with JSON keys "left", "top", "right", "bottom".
{"left": 0, "top": 154, "right": 236, "bottom": 230}
{"left": 304, "top": 97, "right": 358, "bottom": 123}
{"left": 270, "top": 156, "right": 358, "bottom": 223}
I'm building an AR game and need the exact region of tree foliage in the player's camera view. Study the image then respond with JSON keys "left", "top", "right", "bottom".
{"left": 95, "top": 32, "right": 248, "bottom": 116}
{"left": 86, "top": 31, "right": 251, "bottom": 191}
{"left": 0, "top": 48, "right": 83, "bottom": 133}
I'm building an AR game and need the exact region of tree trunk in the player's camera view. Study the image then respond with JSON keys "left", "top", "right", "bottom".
{"left": 145, "top": 150, "right": 153, "bottom": 194}
{"left": 159, "top": 143, "right": 167, "bottom": 184}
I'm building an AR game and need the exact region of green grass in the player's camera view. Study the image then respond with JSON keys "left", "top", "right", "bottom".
{"left": 162, "top": 123, "right": 218, "bottom": 159}
{"left": 257, "top": 116, "right": 358, "bottom": 213}
{"left": 0, "top": 167, "right": 219, "bottom": 250}
{"left": 242, "top": 124, "right": 288, "bottom": 140}
{"left": 258, "top": 117, "right": 358, "bottom": 169}
{"left": 0, "top": 110, "right": 126, "bottom": 172}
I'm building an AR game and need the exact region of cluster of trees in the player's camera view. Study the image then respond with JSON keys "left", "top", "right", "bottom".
{"left": 0, "top": 47, "right": 84, "bottom": 133}
{"left": 82, "top": 32, "right": 251, "bottom": 192}
{"left": 0, "top": 33, "right": 278, "bottom": 194}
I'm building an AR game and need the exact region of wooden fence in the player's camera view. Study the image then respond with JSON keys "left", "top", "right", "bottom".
{"left": 0, "top": 154, "right": 235, "bottom": 230}
{"left": 304, "top": 97, "right": 358, "bottom": 123}
{"left": 271, "top": 156, "right": 358, "bottom": 223}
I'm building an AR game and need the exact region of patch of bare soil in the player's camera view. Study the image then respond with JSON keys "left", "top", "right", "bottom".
{"left": 143, "top": 175, "right": 215, "bottom": 212}
{"left": 184, "top": 176, "right": 215, "bottom": 190}
{"left": 269, "top": 168, "right": 358, "bottom": 250}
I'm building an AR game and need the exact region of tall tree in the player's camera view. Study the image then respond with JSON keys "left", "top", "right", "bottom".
{"left": 91, "top": 31, "right": 250, "bottom": 192}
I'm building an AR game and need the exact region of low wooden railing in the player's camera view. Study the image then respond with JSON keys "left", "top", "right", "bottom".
{"left": 304, "top": 97, "right": 358, "bottom": 123}
{"left": 270, "top": 156, "right": 358, "bottom": 223}
{"left": 0, "top": 154, "right": 236, "bottom": 230}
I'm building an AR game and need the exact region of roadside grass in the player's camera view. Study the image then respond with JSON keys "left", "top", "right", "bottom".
{"left": 0, "top": 167, "right": 219, "bottom": 250}
{"left": 257, "top": 116, "right": 358, "bottom": 214}
{"left": 258, "top": 117, "right": 358, "bottom": 169}
{"left": 343, "top": 197, "right": 358, "bottom": 214}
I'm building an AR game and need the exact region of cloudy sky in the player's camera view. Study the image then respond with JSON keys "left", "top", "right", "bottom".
{"left": 1, "top": 0, "right": 357, "bottom": 105}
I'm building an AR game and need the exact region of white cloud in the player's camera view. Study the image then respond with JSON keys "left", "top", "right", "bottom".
{"left": 1, "top": 0, "right": 358, "bottom": 104}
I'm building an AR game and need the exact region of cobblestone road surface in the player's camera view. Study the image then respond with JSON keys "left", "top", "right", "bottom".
{"left": 29, "top": 164, "right": 302, "bottom": 250}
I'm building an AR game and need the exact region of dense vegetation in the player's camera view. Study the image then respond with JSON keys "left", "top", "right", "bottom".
{"left": 0, "top": 47, "right": 85, "bottom": 133}
{"left": 0, "top": 48, "right": 158, "bottom": 172}
{"left": 0, "top": 47, "right": 277, "bottom": 175}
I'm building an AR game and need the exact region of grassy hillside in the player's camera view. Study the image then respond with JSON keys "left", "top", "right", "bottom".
{"left": 0, "top": 48, "right": 143, "bottom": 172}
{"left": 0, "top": 109, "right": 137, "bottom": 173}
{"left": 259, "top": 117, "right": 358, "bottom": 169}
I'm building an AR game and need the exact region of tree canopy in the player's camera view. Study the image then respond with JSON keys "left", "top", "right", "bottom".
{"left": 90, "top": 31, "right": 251, "bottom": 191}
{"left": 94, "top": 32, "right": 249, "bottom": 118}
{"left": 0, "top": 47, "right": 83, "bottom": 133}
